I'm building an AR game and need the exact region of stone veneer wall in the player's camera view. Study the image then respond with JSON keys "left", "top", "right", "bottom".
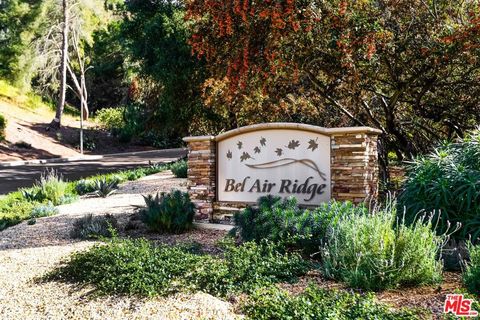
{"left": 184, "top": 125, "right": 381, "bottom": 222}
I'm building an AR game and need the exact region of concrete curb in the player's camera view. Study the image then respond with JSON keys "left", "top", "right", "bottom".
{"left": 0, "top": 155, "right": 104, "bottom": 167}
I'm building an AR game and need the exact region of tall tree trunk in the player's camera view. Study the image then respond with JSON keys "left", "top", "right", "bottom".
{"left": 50, "top": 0, "right": 69, "bottom": 130}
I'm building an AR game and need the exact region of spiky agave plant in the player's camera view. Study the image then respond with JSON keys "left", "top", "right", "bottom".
{"left": 93, "top": 178, "right": 118, "bottom": 198}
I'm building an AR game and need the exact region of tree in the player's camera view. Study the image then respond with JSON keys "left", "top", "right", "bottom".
{"left": 50, "top": 0, "right": 69, "bottom": 129}
{"left": 0, "top": 0, "right": 49, "bottom": 87}
{"left": 187, "top": 0, "right": 480, "bottom": 172}
{"left": 31, "top": 0, "right": 107, "bottom": 128}
{"left": 119, "top": 0, "right": 217, "bottom": 144}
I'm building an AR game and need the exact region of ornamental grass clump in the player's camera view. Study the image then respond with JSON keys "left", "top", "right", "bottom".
{"left": 399, "top": 128, "right": 480, "bottom": 241}
{"left": 34, "top": 169, "right": 69, "bottom": 205}
{"left": 322, "top": 200, "right": 445, "bottom": 291}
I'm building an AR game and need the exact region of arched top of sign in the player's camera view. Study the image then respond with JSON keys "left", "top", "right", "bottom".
{"left": 215, "top": 123, "right": 382, "bottom": 142}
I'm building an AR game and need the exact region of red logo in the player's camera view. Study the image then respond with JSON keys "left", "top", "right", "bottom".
{"left": 444, "top": 294, "right": 478, "bottom": 317}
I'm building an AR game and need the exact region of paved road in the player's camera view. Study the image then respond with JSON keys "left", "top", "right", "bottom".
{"left": 0, "top": 149, "right": 187, "bottom": 194}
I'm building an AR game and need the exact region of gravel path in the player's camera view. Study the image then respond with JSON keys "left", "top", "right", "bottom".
{"left": 0, "top": 172, "right": 240, "bottom": 319}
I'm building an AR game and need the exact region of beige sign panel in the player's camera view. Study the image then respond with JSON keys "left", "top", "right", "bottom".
{"left": 217, "top": 128, "right": 331, "bottom": 205}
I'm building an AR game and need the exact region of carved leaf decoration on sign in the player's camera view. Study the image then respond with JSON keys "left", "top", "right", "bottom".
{"left": 226, "top": 150, "right": 232, "bottom": 159}
{"left": 254, "top": 146, "right": 261, "bottom": 154}
{"left": 287, "top": 140, "right": 300, "bottom": 149}
{"left": 240, "top": 152, "right": 253, "bottom": 162}
{"left": 260, "top": 137, "right": 266, "bottom": 147}
{"left": 307, "top": 138, "right": 319, "bottom": 152}
{"left": 275, "top": 148, "right": 283, "bottom": 156}
{"left": 237, "top": 141, "right": 243, "bottom": 149}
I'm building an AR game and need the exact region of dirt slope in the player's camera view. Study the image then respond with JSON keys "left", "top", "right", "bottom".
{"left": 0, "top": 100, "right": 154, "bottom": 162}
{"left": 0, "top": 100, "right": 85, "bottom": 162}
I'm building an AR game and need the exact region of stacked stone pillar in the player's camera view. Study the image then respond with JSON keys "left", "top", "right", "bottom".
{"left": 330, "top": 131, "right": 379, "bottom": 203}
{"left": 183, "top": 136, "right": 216, "bottom": 221}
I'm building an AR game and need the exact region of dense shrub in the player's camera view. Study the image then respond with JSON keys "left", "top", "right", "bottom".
{"left": 170, "top": 160, "right": 188, "bottom": 178}
{"left": 47, "top": 238, "right": 310, "bottom": 297}
{"left": 463, "top": 243, "right": 480, "bottom": 295}
{"left": 0, "top": 113, "right": 6, "bottom": 141}
{"left": 70, "top": 214, "right": 119, "bottom": 239}
{"left": 232, "top": 196, "right": 365, "bottom": 254}
{"left": 399, "top": 129, "right": 480, "bottom": 241}
{"left": 96, "top": 107, "right": 125, "bottom": 134}
{"left": 140, "top": 190, "right": 195, "bottom": 234}
{"left": 242, "top": 284, "right": 419, "bottom": 320}
{"left": 322, "top": 201, "right": 444, "bottom": 291}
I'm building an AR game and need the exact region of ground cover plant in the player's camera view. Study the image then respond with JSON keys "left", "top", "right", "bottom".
{"left": 399, "top": 129, "right": 480, "bottom": 241}
{"left": 47, "top": 237, "right": 310, "bottom": 297}
{"left": 463, "top": 243, "right": 480, "bottom": 295}
{"left": 140, "top": 190, "right": 195, "bottom": 234}
{"left": 242, "top": 284, "right": 420, "bottom": 320}
{"left": 322, "top": 201, "right": 445, "bottom": 291}
{"left": 232, "top": 196, "right": 367, "bottom": 254}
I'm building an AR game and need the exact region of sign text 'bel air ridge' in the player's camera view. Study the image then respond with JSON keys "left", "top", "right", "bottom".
{"left": 217, "top": 129, "right": 331, "bottom": 205}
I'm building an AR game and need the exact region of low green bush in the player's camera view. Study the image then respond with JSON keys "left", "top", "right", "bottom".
{"left": 70, "top": 214, "right": 119, "bottom": 239}
{"left": 27, "top": 202, "right": 59, "bottom": 225}
{"left": 75, "top": 179, "right": 96, "bottom": 195}
{"left": 242, "top": 284, "right": 420, "bottom": 320}
{"left": 96, "top": 107, "right": 125, "bottom": 134}
{"left": 141, "top": 190, "right": 195, "bottom": 234}
{"left": 399, "top": 128, "right": 480, "bottom": 241}
{"left": 170, "top": 160, "right": 188, "bottom": 178}
{"left": 0, "top": 113, "right": 6, "bottom": 141}
{"left": 322, "top": 201, "right": 444, "bottom": 291}
{"left": 0, "top": 192, "right": 36, "bottom": 230}
{"left": 30, "top": 203, "right": 59, "bottom": 218}
{"left": 47, "top": 238, "right": 310, "bottom": 297}
{"left": 232, "top": 196, "right": 365, "bottom": 254}
{"left": 463, "top": 243, "right": 480, "bottom": 295}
